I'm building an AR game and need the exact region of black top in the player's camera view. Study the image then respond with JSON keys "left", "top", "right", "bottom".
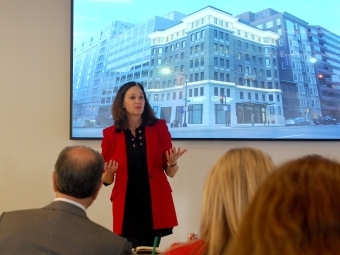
{"left": 121, "top": 126, "right": 172, "bottom": 238}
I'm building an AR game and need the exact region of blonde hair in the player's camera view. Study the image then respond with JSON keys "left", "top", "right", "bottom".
{"left": 226, "top": 156, "right": 340, "bottom": 255}
{"left": 200, "top": 147, "right": 274, "bottom": 255}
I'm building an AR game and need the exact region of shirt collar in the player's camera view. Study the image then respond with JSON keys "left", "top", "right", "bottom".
{"left": 54, "top": 198, "right": 86, "bottom": 212}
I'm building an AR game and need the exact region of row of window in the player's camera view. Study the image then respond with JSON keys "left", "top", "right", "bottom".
{"left": 298, "top": 99, "right": 320, "bottom": 108}
{"left": 151, "top": 87, "right": 205, "bottom": 102}
{"left": 238, "top": 92, "right": 281, "bottom": 102}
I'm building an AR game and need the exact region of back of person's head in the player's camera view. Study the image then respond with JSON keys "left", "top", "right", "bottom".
{"left": 226, "top": 156, "right": 340, "bottom": 255}
{"left": 54, "top": 145, "right": 104, "bottom": 198}
{"left": 200, "top": 147, "right": 274, "bottom": 255}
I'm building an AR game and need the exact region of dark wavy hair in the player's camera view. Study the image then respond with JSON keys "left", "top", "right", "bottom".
{"left": 54, "top": 146, "right": 104, "bottom": 198}
{"left": 111, "top": 81, "right": 158, "bottom": 130}
{"left": 226, "top": 156, "right": 340, "bottom": 255}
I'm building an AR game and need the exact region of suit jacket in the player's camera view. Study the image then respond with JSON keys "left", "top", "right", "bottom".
{"left": 0, "top": 201, "right": 132, "bottom": 255}
{"left": 101, "top": 119, "right": 178, "bottom": 235}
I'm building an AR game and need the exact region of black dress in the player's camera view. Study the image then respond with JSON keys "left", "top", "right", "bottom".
{"left": 121, "top": 126, "right": 172, "bottom": 246}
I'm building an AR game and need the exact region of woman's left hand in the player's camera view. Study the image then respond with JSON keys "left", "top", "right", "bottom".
{"left": 166, "top": 146, "right": 187, "bottom": 165}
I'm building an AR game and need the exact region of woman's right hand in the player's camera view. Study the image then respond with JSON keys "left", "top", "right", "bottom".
{"left": 102, "top": 160, "right": 118, "bottom": 184}
{"left": 104, "top": 159, "right": 118, "bottom": 174}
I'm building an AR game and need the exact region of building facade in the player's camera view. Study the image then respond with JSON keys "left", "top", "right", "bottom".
{"left": 72, "top": 7, "right": 285, "bottom": 128}
{"left": 308, "top": 25, "right": 340, "bottom": 120}
{"left": 237, "top": 8, "right": 340, "bottom": 121}
{"left": 148, "top": 6, "right": 283, "bottom": 127}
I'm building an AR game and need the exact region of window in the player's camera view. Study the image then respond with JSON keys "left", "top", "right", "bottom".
{"left": 214, "top": 30, "right": 217, "bottom": 37}
{"left": 214, "top": 87, "right": 218, "bottom": 96}
{"left": 240, "top": 92, "right": 244, "bottom": 99}
{"left": 195, "top": 58, "right": 199, "bottom": 67}
{"left": 220, "top": 58, "right": 224, "bottom": 67}
{"left": 194, "top": 88, "right": 198, "bottom": 96}
{"left": 200, "top": 72, "right": 204, "bottom": 80}
{"left": 195, "top": 45, "right": 199, "bottom": 53}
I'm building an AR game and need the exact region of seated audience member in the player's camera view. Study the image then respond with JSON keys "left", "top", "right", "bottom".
{"left": 226, "top": 155, "right": 340, "bottom": 255}
{"left": 164, "top": 147, "right": 275, "bottom": 255}
{"left": 0, "top": 145, "right": 132, "bottom": 255}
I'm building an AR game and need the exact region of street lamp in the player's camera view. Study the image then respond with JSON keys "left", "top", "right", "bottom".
{"left": 182, "top": 75, "right": 188, "bottom": 127}
{"left": 161, "top": 67, "right": 188, "bottom": 127}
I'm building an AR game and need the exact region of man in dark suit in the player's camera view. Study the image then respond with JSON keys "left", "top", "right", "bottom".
{"left": 0, "top": 145, "right": 132, "bottom": 255}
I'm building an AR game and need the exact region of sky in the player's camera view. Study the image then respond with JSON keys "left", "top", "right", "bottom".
{"left": 73, "top": 0, "right": 340, "bottom": 46}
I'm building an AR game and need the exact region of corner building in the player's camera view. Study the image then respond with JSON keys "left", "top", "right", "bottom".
{"left": 148, "top": 6, "right": 284, "bottom": 127}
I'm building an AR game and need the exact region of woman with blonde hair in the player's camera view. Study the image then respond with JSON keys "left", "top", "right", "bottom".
{"left": 226, "top": 155, "right": 340, "bottom": 255}
{"left": 164, "top": 147, "right": 275, "bottom": 255}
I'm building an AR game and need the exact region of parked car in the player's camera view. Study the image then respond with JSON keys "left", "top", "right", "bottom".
{"left": 285, "top": 117, "right": 312, "bottom": 126}
{"left": 313, "top": 116, "right": 337, "bottom": 125}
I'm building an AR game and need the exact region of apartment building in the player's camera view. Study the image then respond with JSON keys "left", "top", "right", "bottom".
{"left": 237, "top": 8, "right": 333, "bottom": 121}
{"left": 148, "top": 6, "right": 283, "bottom": 127}
{"left": 308, "top": 25, "right": 340, "bottom": 120}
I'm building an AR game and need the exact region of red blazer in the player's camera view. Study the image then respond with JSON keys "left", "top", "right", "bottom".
{"left": 101, "top": 119, "right": 178, "bottom": 235}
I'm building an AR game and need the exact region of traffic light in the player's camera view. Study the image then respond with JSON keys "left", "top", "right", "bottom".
{"left": 317, "top": 74, "right": 324, "bottom": 85}
{"left": 220, "top": 96, "right": 224, "bottom": 104}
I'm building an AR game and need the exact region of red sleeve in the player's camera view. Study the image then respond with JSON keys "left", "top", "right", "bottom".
{"left": 101, "top": 126, "right": 114, "bottom": 163}
{"left": 158, "top": 120, "right": 173, "bottom": 168}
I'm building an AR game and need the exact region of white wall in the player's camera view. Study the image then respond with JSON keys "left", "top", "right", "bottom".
{"left": 0, "top": 0, "right": 339, "bottom": 250}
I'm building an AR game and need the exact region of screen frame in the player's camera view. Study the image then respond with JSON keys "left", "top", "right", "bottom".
{"left": 70, "top": 0, "right": 340, "bottom": 141}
